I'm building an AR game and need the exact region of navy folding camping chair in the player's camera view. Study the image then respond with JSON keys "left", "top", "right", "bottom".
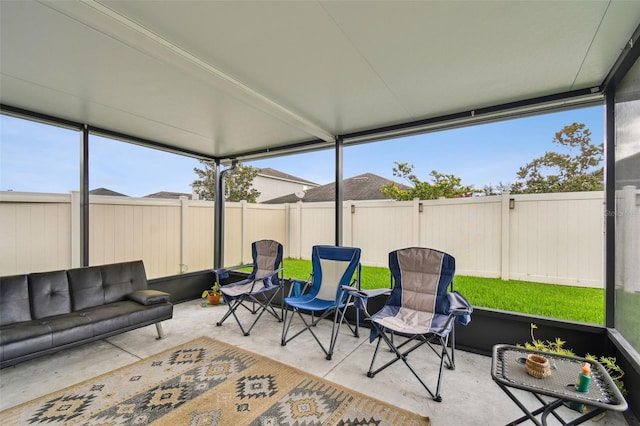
{"left": 281, "top": 245, "right": 361, "bottom": 360}
{"left": 215, "top": 239, "right": 284, "bottom": 336}
{"left": 346, "top": 247, "right": 472, "bottom": 402}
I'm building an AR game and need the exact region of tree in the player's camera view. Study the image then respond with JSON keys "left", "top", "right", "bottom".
{"left": 482, "top": 182, "right": 512, "bottom": 196}
{"left": 511, "top": 123, "right": 603, "bottom": 194}
{"left": 192, "top": 161, "right": 260, "bottom": 202}
{"left": 380, "top": 162, "right": 478, "bottom": 200}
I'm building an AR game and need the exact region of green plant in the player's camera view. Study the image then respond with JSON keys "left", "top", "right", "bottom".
{"left": 201, "top": 282, "right": 221, "bottom": 298}
{"left": 521, "top": 324, "right": 626, "bottom": 396}
{"left": 522, "top": 324, "right": 575, "bottom": 356}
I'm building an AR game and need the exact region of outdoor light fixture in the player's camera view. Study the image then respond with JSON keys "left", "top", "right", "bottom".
{"left": 419, "top": 203, "right": 424, "bottom": 213}
{"left": 509, "top": 198, "right": 515, "bottom": 209}
{"left": 351, "top": 205, "right": 356, "bottom": 214}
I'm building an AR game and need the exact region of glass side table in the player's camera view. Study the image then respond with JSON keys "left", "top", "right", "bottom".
{"left": 491, "top": 344, "right": 627, "bottom": 426}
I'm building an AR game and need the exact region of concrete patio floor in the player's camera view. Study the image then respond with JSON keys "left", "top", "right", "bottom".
{"left": 0, "top": 299, "right": 631, "bottom": 425}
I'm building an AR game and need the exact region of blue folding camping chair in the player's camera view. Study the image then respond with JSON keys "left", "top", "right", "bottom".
{"left": 281, "top": 245, "right": 361, "bottom": 360}
{"left": 215, "top": 239, "right": 284, "bottom": 336}
{"left": 345, "top": 247, "right": 472, "bottom": 402}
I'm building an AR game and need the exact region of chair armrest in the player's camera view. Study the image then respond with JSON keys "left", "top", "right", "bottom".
{"left": 342, "top": 286, "right": 392, "bottom": 318}
{"left": 212, "top": 264, "right": 253, "bottom": 281}
{"left": 448, "top": 291, "right": 473, "bottom": 325}
{"left": 343, "top": 286, "right": 392, "bottom": 298}
{"left": 288, "top": 276, "right": 312, "bottom": 297}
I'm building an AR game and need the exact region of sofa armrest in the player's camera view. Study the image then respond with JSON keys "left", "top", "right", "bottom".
{"left": 128, "top": 289, "right": 170, "bottom": 305}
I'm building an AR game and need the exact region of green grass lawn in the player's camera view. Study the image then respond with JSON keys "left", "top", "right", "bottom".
{"left": 615, "top": 290, "right": 640, "bottom": 349}
{"left": 280, "top": 258, "right": 605, "bottom": 325}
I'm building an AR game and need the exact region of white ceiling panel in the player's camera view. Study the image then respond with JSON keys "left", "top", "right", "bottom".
{"left": 1, "top": 1, "right": 639, "bottom": 160}
{"left": 100, "top": 0, "right": 410, "bottom": 135}
{"left": 323, "top": 1, "right": 612, "bottom": 115}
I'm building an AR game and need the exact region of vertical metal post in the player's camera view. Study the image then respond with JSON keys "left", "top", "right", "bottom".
{"left": 213, "top": 160, "right": 223, "bottom": 269}
{"left": 213, "top": 160, "right": 237, "bottom": 269}
{"left": 335, "top": 136, "right": 343, "bottom": 246}
{"left": 604, "top": 90, "right": 616, "bottom": 328}
{"left": 80, "top": 125, "right": 90, "bottom": 266}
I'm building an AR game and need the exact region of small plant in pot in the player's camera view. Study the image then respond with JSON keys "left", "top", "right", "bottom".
{"left": 202, "top": 283, "right": 223, "bottom": 305}
{"left": 521, "top": 323, "right": 627, "bottom": 396}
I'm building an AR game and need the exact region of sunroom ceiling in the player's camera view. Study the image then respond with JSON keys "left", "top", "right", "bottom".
{"left": 1, "top": 1, "right": 639, "bottom": 160}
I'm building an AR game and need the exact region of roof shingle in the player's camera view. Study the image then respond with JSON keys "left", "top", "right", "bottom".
{"left": 262, "top": 173, "right": 407, "bottom": 204}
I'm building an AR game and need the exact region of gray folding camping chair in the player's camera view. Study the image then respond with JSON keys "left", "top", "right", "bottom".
{"left": 345, "top": 247, "right": 472, "bottom": 402}
{"left": 215, "top": 239, "right": 284, "bottom": 336}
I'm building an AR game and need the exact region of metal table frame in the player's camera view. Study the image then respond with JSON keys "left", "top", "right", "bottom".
{"left": 491, "top": 344, "right": 628, "bottom": 426}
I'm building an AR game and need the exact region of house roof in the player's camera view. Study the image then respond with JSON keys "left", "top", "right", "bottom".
{"left": 144, "top": 191, "right": 192, "bottom": 200}
{"left": 262, "top": 173, "right": 407, "bottom": 204}
{"left": 89, "top": 188, "right": 128, "bottom": 197}
{"left": 1, "top": 2, "right": 638, "bottom": 161}
{"left": 257, "top": 168, "right": 318, "bottom": 186}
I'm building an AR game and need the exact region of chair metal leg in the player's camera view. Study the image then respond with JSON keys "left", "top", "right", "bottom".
{"left": 449, "top": 323, "right": 456, "bottom": 369}
{"left": 366, "top": 326, "right": 451, "bottom": 402}
{"left": 217, "top": 287, "right": 285, "bottom": 336}
{"left": 281, "top": 304, "right": 356, "bottom": 360}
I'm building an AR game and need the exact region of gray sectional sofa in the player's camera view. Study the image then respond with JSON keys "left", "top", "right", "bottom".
{"left": 0, "top": 260, "right": 173, "bottom": 368}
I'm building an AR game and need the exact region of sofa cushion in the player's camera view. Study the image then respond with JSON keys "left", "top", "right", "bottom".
{"left": 29, "top": 271, "right": 72, "bottom": 320}
{"left": 100, "top": 261, "right": 148, "bottom": 304}
{"left": 79, "top": 301, "right": 144, "bottom": 335}
{"left": 38, "top": 313, "right": 95, "bottom": 347}
{"left": 128, "top": 289, "right": 170, "bottom": 305}
{"left": 0, "top": 275, "right": 31, "bottom": 326}
{"left": 0, "top": 321, "right": 53, "bottom": 362}
{"left": 68, "top": 266, "right": 105, "bottom": 311}
{"left": 128, "top": 303, "right": 174, "bottom": 325}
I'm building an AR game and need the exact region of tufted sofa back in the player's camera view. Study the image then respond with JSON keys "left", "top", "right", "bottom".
{"left": 29, "top": 271, "right": 72, "bottom": 319}
{"left": 0, "top": 275, "right": 32, "bottom": 326}
{"left": 0, "top": 260, "right": 149, "bottom": 325}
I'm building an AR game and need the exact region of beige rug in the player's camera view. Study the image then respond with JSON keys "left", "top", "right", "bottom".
{"left": 2, "top": 337, "right": 429, "bottom": 425}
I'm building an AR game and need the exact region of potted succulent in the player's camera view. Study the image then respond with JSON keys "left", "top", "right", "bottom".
{"left": 521, "top": 323, "right": 626, "bottom": 396}
{"left": 202, "top": 283, "right": 223, "bottom": 305}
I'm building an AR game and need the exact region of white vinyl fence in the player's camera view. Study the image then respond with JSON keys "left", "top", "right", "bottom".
{"left": 1, "top": 190, "right": 609, "bottom": 287}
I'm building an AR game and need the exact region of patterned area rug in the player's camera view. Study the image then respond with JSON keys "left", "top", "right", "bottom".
{"left": 2, "top": 337, "right": 430, "bottom": 425}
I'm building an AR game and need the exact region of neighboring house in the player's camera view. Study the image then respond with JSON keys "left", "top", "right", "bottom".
{"left": 141, "top": 168, "right": 316, "bottom": 202}
{"left": 262, "top": 173, "right": 408, "bottom": 204}
{"left": 89, "top": 188, "right": 128, "bottom": 197}
{"left": 144, "top": 191, "right": 192, "bottom": 200}
{"left": 253, "top": 168, "right": 319, "bottom": 203}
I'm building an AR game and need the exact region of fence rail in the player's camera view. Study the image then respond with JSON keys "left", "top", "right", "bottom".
{"left": 1, "top": 190, "right": 610, "bottom": 287}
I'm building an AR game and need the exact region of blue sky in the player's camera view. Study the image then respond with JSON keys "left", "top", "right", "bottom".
{"left": 1, "top": 106, "right": 603, "bottom": 197}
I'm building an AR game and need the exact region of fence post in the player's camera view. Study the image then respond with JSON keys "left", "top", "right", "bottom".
{"left": 501, "top": 192, "right": 511, "bottom": 281}
{"left": 179, "top": 196, "right": 189, "bottom": 273}
{"left": 413, "top": 198, "right": 421, "bottom": 246}
{"left": 70, "top": 191, "right": 81, "bottom": 268}
{"left": 241, "top": 200, "right": 247, "bottom": 263}
{"left": 288, "top": 201, "right": 303, "bottom": 259}
{"left": 296, "top": 201, "right": 303, "bottom": 259}
{"left": 344, "top": 201, "right": 354, "bottom": 247}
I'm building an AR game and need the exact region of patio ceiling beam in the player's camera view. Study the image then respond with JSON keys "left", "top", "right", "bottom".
{"left": 87, "top": 125, "right": 217, "bottom": 162}
{"left": 0, "top": 104, "right": 84, "bottom": 132}
{"left": 214, "top": 87, "right": 603, "bottom": 163}
{"left": 339, "top": 87, "right": 604, "bottom": 147}
{"left": 603, "top": 23, "right": 640, "bottom": 91}
{"left": 42, "top": 0, "right": 336, "bottom": 144}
